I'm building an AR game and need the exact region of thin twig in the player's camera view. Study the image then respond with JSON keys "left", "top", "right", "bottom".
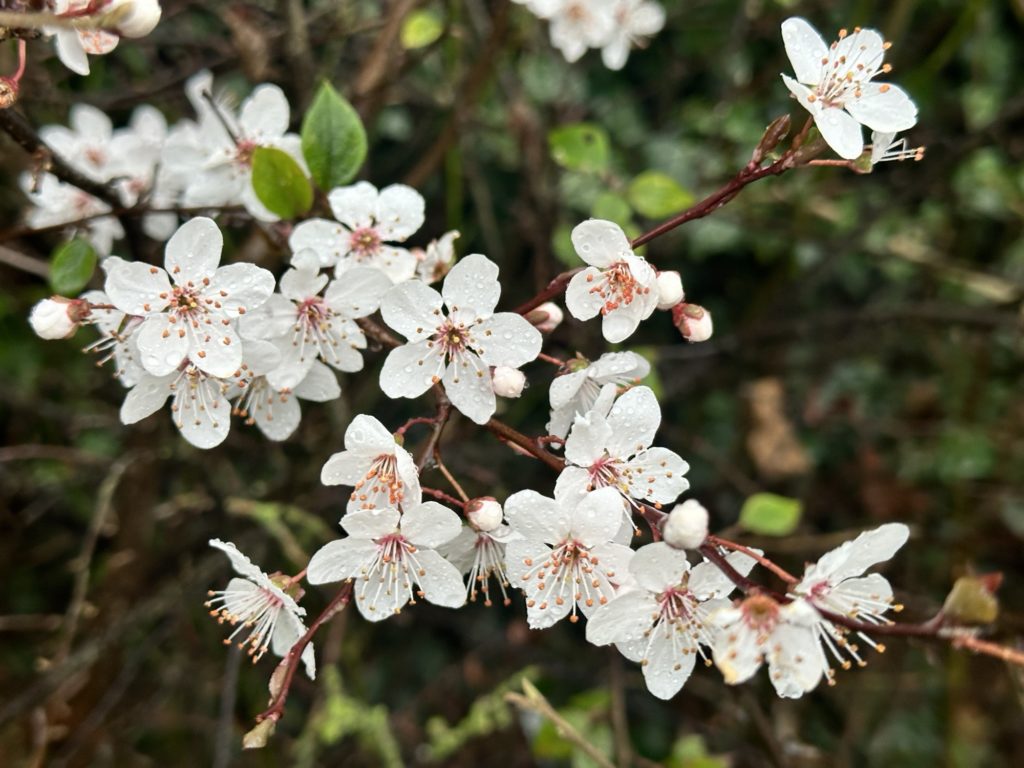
{"left": 484, "top": 417, "right": 565, "bottom": 472}
{"left": 707, "top": 534, "right": 799, "bottom": 585}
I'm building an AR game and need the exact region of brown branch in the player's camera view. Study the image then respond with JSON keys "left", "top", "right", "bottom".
{"left": 707, "top": 534, "right": 799, "bottom": 585}
{"left": 484, "top": 417, "right": 565, "bottom": 472}
{"left": 0, "top": 204, "right": 246, "bottom": 243}
{"left": 416, "top": 388, "right": 452, "bottom": 472}
{"left": 421, "top": 486, "right": 466, "bottom": 509}
{"left": 514, "top": 268, "right": 581, "bottom": 316}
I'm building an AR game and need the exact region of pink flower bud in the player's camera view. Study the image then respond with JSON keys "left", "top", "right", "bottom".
{"left": 525, "top": 302, "right": 564, "bottom": 333}
{"left": 655, "top": 270, "right": 684, "bottom": 310}
{"left": 662, "top": 499, "right": 709, "bottom": 549}
{"left": 466, "top": 497, "right": 503, "bottom": 532}
{"left": 29, "top": 297, "right": 90, "bottom": 340}
{"left": 492, "top": 366, "right": 526, "bottom": 398}
{"left": 671, "top": 303, "right": 713, "bottom": 343}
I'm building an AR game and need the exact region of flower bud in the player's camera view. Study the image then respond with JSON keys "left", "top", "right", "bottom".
{"left": 0, "top": 78, "right": 17, "bottom": 109}
{"left": 104, "top": 0, "right": 163, "bottom": 38}
{"left": 466, "top": 497, "right": 503, "bottom": 532}
{"left": 655, "top": 270, "right": 684, "bottom": 310}
{"left": 671, "top": 303, "right": 713, "bottom": 343}
{"left": 662, "top": 499, "right": 709, "bottom": 549}
{"left": 29, "top": 297, "right": 90, "bottom": 340}
{"left": 525, "top": 302, "right": 564, "bottom": 333}
{"left": 492, "top": 366, "right": 526, "bottom": 398}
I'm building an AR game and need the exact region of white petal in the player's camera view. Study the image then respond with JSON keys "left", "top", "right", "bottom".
{"left": 292, "top": 361, "right": 341, "bottom": 402}
{"left": 279, "top": 263, "right": 327, "bottom": 302}
{"left": 549, "top": 369, "right": 587, "bottom": 410}
{"left": 209, "top": 539, "right": 265, "bottom": 581}
{"left": 374, "top": 184, "right": 425, "bottom": 241}
{"left": 307, "top": 538, "right": 379, "bottom": 583}
{"left": 473, "top": 313, "right": 542, "bottom": 367}
{"left": 443, "top": 351, "right": 495, "bottom": 425}
{"left": 401, "top": 502, "right": 462, "bottom": 548}
{"left": 253, "top": 391, "right": 301, "bottom": 441}
{"left": 54, "top": 31, "right": 90, "bottom": 75}
{"left": 845, "top": 83, "right": 918, "bottom": 133}
{"left": 552, "top": 465, "right": 591, "bottom": 509}
{"left": 327, "top": 181, "right": 377, "bottom": 230}
{"left": 601, "top": 301, "right": 646, "bottom": 343}
{"left": 178, "top": 386, "right": 231, "bottom": 448}
{"left": 188, "top": 322, "right": 243, "bottom": 378}
{"left": 623, "top": 447, "right": 690, "bottom": 504}
{"left": 207, "top": 263, "right": 276, "bottom": 317}
{"left": 104, "top": 261, "right": 172, "bottom": 315}
{"left": 120, "top": 374, "right": 172, "bottom": 423}
{"left": 801, "top": 523, "right": 909, "bottom": 587}
{"left": 571, "top": 486, "right": 624, "bottom": 548}
{"left": 136, "top": 316, "right": 189, "bottom": 376}
{"left": 442, "top": 253, "right": 501, "bottom": 318}
{"left": 605, "top": 385, "right": 660, "bottom": 459}
{"left": 380, "top": 281, "right": 443, "bottom": 341}
{"left": 344, "top": 413, "right": 398, "bottom": 454}
{"left": 239, "top": 84, "right": 290, "bottom": 138}
{"left": 271, "top": 610, "right": 315, "bottom": 679}
{"left": 412, "top": 549, "right": 467, "bottom": 608}
{"left": 324, "top": 267, "right": 392, "bottom": 318}
{"left": 689, "top": 550, "right": 757, "bottom": 599}
{"left": 289, "top": 219, "right": 349, "bottom": 268}
{"left": 504, "top": 489, "right": 568, "bottom": 546}
{"left": 320, "top": 450, "right": 369, "bottom": 487}
{"left": 342, "top": 508, "right": 400, "bottom": 538}
{"left": 586, "top": 591, "right": 658, "bottom": 646}
{"left": 629, "top": 542, "right": 689, "bottom": 593}
{"left": 165, "top": 217, "right": 223, "bottom": 284}
{"left": 781, "top": 17, "right": 828, "bottom": 84}
{"left": 643, "top": 630, "right": 697, "bottom": 700}
{"left": 600, "top": 38, "right": 631, "bottom": 71}
{"left": 565, "top": 268, "right": 607, "bottom": 321}
{"left": 815, "top": 106, "right": 866, "bottom": 160}
{"left": 564, "top": 412, "right": 612, "bottom": 467}
{"left": 571, "top": 219, "right": 632, "bottom": 268}
{"left": 379, "top": 341, "right": 445, "bottom": 399}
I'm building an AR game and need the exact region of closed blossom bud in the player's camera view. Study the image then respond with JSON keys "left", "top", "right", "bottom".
{"left": 671, "top": 303, "right": 713, "bottom": 343}
{"left": 29, "top": 297, "right": 90, "bottom": 340}
{"left": 492, "top": 366, "right": 526, "bottom": 398}
{"left": 104, "top": 0, "right": 163, "bottom": 38}
{"left": 662, "top": 499, "right": 709, "bottom": 549}
{"left": 655, "top": 270, "right": 684, "bottom": 310}
{"left": 525, "top": 302, "right": 564, "bottom": 333}
{"left": 466, "top": 497, "right": 503, "bottom": 532}
{"left": 0, "top": 78, "right": 17, "bottom": 109}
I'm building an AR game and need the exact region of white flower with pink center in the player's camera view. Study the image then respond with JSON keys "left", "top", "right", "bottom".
{"left": 781, "top": 17, "right": 918, "bottom": 160}
{"left": 547, "top": 350, "right": 650, "bottom": 438}
{"left": 789, "top": 523, "right": 908, "bottom": 671}
{"left": 547, "top": 0, "right": 615, "bottom": 64}
{"left": 710, "top": 595, "right": 826, "bottom": 699}
{"left": 46, "top": 0, "right": 120, "bottom": 76}
{"left": 505, "top": 486, "right": 635, "bottom": 629}
{"left": 104, "top": 217, "right": 275, "bottom": 379}
{"left": 555, "top": 385, "right": 690, "bottom": 525}
{"left": 20, "top": 172, "right": 123, "bottom": 256}
{"left": 378, "top": 254, "right": 542, "bottom": 424}
{"left": 206, "top": 539, "right": 315, "bottom": 678}
{"left": 320, "top": 414, "right": 422, "bottom": 516}
{"left": 442, "top": 499, "right": 521, "bottom": 607}
{"left": 306, "top": 503, "right": 466, "bottom": 622}
{"left": 586, "top": 543, "right": 755, "bottom": 699}
{"left": 565, "top": 219, "right": 658, "bottom": 343}
{"left": 288, "top": 181, "right": 425, "bottom": 283}
{"left": 601, "top": 0, "right": 665, "bottom": 70}
{"left": 240, "top": 250, "right": 391, "bottom": 389}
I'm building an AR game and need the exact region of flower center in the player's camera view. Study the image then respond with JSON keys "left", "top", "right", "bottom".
{"left": 810, "top": 30, "right": 890, "bottom": 108}
{"left": 235, "top": 138, "right": 258, "bottom": 167}
{"left": 587, "top": 455, "right": 621, "bottom": 490}
{"left": 349, "top": 227, "right": 382, "bottom": 259}
{"left": 350, "top": 453, "right": 405, "bottom": 510}
{"left": 588, "top": 261, "right": 648, "bottom": 315}
{"left": 519, "top": 538, "right": 618, "bottom": 623}
{"left": 205, "top": 584, "right": 285, "bottom": 661}
{"left": 741, "top": 595, "right": 780, "bottom": 631}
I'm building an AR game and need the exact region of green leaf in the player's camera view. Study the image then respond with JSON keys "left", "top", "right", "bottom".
{"left": 49, "top": 239, "right": 97, "bottom": 294}
{"left": 628, "top": 171, "right": 694, "bottom": 218}
{"left": 300, "top": 81, "right": 367, "bottom": 190}
{"left": 400, "top": 9, "right": 444, "bottom": 49}
{"left": 738, "top": 493, "right": 802, "bottom": 536}
{"left": 548, "top": 123, "right": 610, "bottom": 173}
{"left": 251, "top": 146, "right": 313, "bottom": 219}
{"left": 591, "top": 192, "right": 632, "bottom": 227}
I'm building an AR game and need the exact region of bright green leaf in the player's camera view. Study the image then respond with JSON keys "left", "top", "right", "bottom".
{"left": 301, "top": 81, "right": 367, "bottom": 190}
{"left": 628, "top": 171, "right": 694, "bottom": 218}
{"left": 251, "top": 146, "right": 313, "bottom": 219}
{"left": 738, "top": 493, "right": 802, "bottom": 536}
{"left": 401, "top": 9, "right": 444, "bottom": 49}
{"left": 591, "top": 192, "right": 632, "bottom": 227}
{"left": 49, "top": 239, "right": 97, "bottom": 295}
{"left": 548, "top": 123, "right": 610, "bottom": 173}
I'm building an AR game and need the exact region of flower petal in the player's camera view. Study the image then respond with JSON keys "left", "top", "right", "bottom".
{"left": 442, "top": 253, "right": 501, "bottom": 318}
{"left": 289, "top": 219, "right": 349, "bottom": 268}
{"left": 505, "top": 490, "right": 568, "bottom": 546}
{"left": 401, "top": 501, "right": 462, "bottom": 548}
{"left": 307, "top": 538, "right": 379, "bottom": 583}
{"left": 781, "top": 17, "right": 828, "bottom": 84}
{"left": 443, "top": 350, "right": 495, "bottom": 424}
{"left": 586, "top": 591, "right": 658, "bottom": 646}
{"left": 120, "top": 373, "right": 172, "bottom": 424}
{"left": 473, "top": 312, "right": 542, "bottom": 367}
{"left": 845, "top": 83, "right": 918, "bottom": 133}
{"left": 239, "top": 84, "right": 290, "bottom": 139}
{"left": 104, "top": 261, "right": 172, "bottom": 316}
{"left": 379, "top": 340, "right": 445, "bottom": 399}
{"left": 571, "top": 219, "right": 632, "bottom": 268}
{"left": 207, "top": 263, "right": 276, "bottom": 317}
{"left": 605, "top": 385, "right": 660, "bottom": 459}
{"left": 412, "top": 549, "right": 467, "bottom": 608}
{"left": 328, "top": 181, "right": 377, "bottom": 230}
{"left": 374, "top": 184, "right": 425, "bottom": 241}
{"left": 630, "top": 542, "right": 690, "bottom": 593}
{"left": 165, "top": 216, "right": 223, "bottom": 285}
{"left": 623, "top": 447, "right": 690, "bottom": 504}
{"left": 572, "top": 486, "right": 624, "bottom": 548}
{"left": 136, "top": 316, "right": 189, "bottom": 376}
{"left": 324, "top": 267, "right": 392, "bottom": 318}
{"left": 341, "top": 508, "right": 400, "bottom": 538}
{"left": 381, "top": 281, "right": 444, "bottom": 342}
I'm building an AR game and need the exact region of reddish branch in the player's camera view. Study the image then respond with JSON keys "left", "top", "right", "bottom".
{"left": 485, "top": 418, "right": 565, "bottom": 472}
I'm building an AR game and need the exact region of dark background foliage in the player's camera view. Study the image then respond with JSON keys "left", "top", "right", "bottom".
{"left": 1, "top": 0, "right": 1022, "bottom": 765}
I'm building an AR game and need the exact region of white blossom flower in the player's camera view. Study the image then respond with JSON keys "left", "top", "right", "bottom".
{"left": 21, "top": 173, "right": 123, "bottom": 256}
{"left": 120, "top": 362, "right": 232, "bottom": 449}
{"left": 565, "top": 219, "right": 658, "bottom": 343}
{"left": 870, "top": 131, "right": 925, "bottom": 165}
{"left": 206, "top": 539, "right": 315, "bottom": 678}
{"left": 710, "top": 595, "right": 826, "bottom": 699}
{"left": 781, "top": 17, "right": 918, "bottom": 160}
{"left": 547, "top": 350, "right": 649, "bottom": 438}
{"left": 80, "top": 287, "right": 145, "bottom": 386}
{"left": 601, "top": 0, "right": 665, "bottom": 70}
{"left": 230, "top": 339, "right": 341, "bottom": 442}
{"left": 789, "top": 523, "right": 908, "bottom": 672}
{"left": 505, "top": 486, "right": 635, "bottom": 628}
{"left": 39, "top": 104, "right": 117, "bottom": 183}
{"left": 239, "top": 250, "right": 390, "bottom": 389}
{"left": 320, "top": 414, "right": 422, "bottom": 515}
{"left": 289, "top": 182, "right": 425, "bottom": 282}
{"left": 548, "top": 0, "right": 616, "bottom": 64}
{"left": 443, "top": 499, "right": 521, "bottom": 607}
{"left": 104, "top": 217, "right": 275, "bottom": 378}
{"left": 46, "top": 0, "right": 119, "bottom": 76}
{"left": 414, "top": 230, "right": 459, "bottom": 284}
{"left": 378, "top": 254, "right": 542, "bottom": 424}
{"left": 306, "top": 503, "right": 466, "bottom": 621}
{"left": 555, "top": 385, "right": 690, "bottom": 524}
{"left": 587, "top": 543, "right": 754, "bottom": 699}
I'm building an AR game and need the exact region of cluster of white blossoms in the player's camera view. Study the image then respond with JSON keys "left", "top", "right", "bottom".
{"left": 512, "top": 0, "right": 665, "bottom": 70}
{"left": 44, "top": 0, "right": 162, "bottom": 76}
